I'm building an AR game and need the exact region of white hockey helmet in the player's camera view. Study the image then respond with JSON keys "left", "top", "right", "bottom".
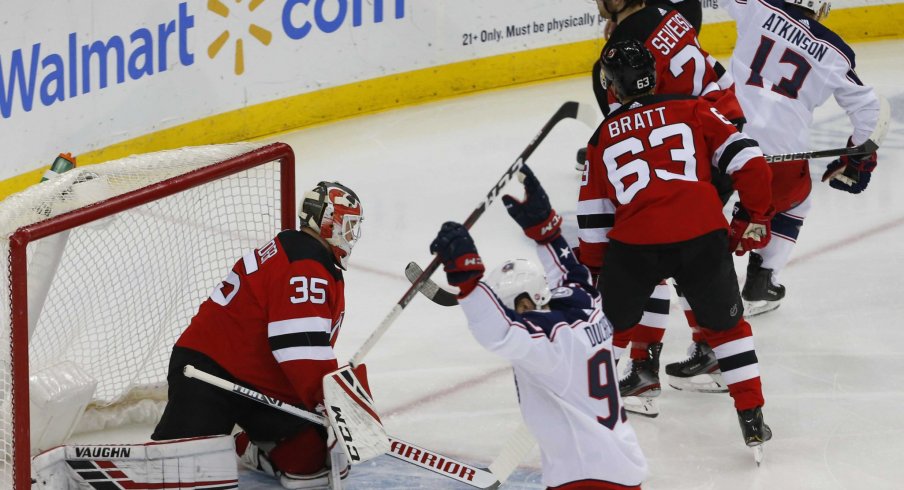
{"left": 299, "top": 181, "right": 363, "bottom": 270}
{"left": 785, "top": 0, "right": 831, "bottom": 20}
{"left": 486, "top": 259, "right": 551, "bottom": 311}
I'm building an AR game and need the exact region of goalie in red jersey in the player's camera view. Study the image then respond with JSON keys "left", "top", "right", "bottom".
{"left": 152, "top": 181, "right": 363, "bottom": 489}
{"left": 577, "top": 40, "right": 774, "bottom": 453}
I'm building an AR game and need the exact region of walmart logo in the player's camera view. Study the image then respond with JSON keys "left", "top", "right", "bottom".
{"left": 207, "top": 0, "right": 272, "bottom": 75}
{"left": 0, "top": 3, "right": 194, "bottom": 119}
{"left": 0, "top": 0, "right": 405, "bottom": 118}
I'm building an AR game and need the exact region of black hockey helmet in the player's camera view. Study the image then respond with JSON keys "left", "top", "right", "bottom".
{"left": 600, "top": 39, "right": 656, "bottom": 100}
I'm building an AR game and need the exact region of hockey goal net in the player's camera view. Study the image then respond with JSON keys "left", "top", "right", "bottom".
{"left": 0, "top": 142, "right": 295, "bottom": 488}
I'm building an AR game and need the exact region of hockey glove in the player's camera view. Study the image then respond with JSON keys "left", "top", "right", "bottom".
{"left": 729, "top": 204, "right": 772, "bottom": 256}
{"left": 501, "top": 165, "right": 562, "bottom": 244}
{"left": 822, "top": 137, "right": 877, "bottom": 194}
{"left": 430, "top": 222, "right": 485, "bottom": 298}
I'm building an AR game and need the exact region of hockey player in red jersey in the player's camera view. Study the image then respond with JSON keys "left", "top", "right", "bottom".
{"left": 577, "top": 40, "right": 774, "bottom": 452}
{"left": 583, "top": 0, "right": 744, "bottom": 414}
{"left": 152, "top": 181, "right": 363, "bottom": 489}
{"left": 719, "top": 0, "right": 883, "bottom": 316}
{"left": 430, "top": 165, "right": 647, "bottom": 489}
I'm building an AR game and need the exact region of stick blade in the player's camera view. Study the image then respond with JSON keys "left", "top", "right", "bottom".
{"left": 405, "top": 262, "right": 458, "bottom": 306}
{"left": 387, "top": 437, "right": 501, "bottom": 489}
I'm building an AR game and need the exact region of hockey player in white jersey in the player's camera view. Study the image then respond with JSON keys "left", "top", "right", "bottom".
{"left": 429, "top": 165, "right": 647, "bottom": 489}
{"left": 716, "top": 0, "right": 882, "bottom": 316}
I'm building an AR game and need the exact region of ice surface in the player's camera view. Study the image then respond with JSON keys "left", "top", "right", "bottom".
{"left": 70, "top": 39, "right": 904, "bottom": 489}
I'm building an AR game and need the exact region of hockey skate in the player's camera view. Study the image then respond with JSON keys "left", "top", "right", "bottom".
{"left": 742, "top": 253, "right": 785, "bottom": 317}
{"left": 665, "top": 342, "right": 728, "bottom": 393}
{"left": 619, "top": 343, "right": 662, "bottom": 418}
{"left": 738, "top": 406, "right": 772, "bottom": 466}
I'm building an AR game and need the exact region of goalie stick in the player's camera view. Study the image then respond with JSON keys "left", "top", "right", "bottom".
{"left": 349, "top": 100, "right": 597, "bottom": 366}
{"left": 765, "top": 94, "right": 891, "bottom": 164}
{"left": 183, "top": 365, "right": 502, "bottom": 489}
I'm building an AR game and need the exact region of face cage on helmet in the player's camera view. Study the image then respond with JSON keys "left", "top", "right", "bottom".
{"left": 323, "top": 204, "right": 363, "bottom": 270}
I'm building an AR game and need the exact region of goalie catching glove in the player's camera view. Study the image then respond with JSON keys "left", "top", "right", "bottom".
{"left": 501, "top": 164, "right": 563, "bottom": 244}
{"left": 430, "top": 222, "right": 485, "bottom": 298}
{"left": 729, "top": 204, "right": 773, "bottom": 256}
{"left": 821, "top": 136, "right": 878, "bottom": 194}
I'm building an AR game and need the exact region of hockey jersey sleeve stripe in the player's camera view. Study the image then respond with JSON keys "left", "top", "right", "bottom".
{"left": 579, "top": 228, "right": 610, "bottom": 244}
{"left": 700, "top": 81, "right": 721, "bottom": 97}
{"left": 272, "top": 345, "right": 336, "bottom": 362}
{"left": 268, "top": 317, "right": 330, "bottom": 336}
{"left": 714, "top": 134, "right": 762, "bottom": 174}
{"left": 577, "top": 197, "right": 616, "bottom": 215}
{"left": 577, "top": 214, "right": 615, "bottom": 229}
{"left": 242, "top": 251, "right": 258, "bottom": 274}
{"left": 269, "top": 331, "right": 331, "bottom": 351}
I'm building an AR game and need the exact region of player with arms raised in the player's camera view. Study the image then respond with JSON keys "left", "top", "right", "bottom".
{"left": 152, "top": 181, "right": 363, "bottom": 489}
{"left": 578, "top": 40, "right": 774, "bottom": 458}
{"left": 430, "top": 165, "right": 648, "bottom": 489}
{"left": 719, "top": 0, "right": 884, "bottom": 315}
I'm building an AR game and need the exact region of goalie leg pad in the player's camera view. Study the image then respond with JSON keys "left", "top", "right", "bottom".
{"left": 32, "top": 435, "right": 238, "bottom": 489}
{"left": 323, "top": 364, "right": 390, "bottom": 464}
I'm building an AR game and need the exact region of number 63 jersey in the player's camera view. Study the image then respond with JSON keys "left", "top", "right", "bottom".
{"left": 176, "top": 229, "right": 343, "bottom": 410}
{"left": 577, "top": 94, "right": 772, "bottom": 269}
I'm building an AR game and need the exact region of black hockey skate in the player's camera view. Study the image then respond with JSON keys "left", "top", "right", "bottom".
{"left": 742, "top": 253, "right": 785, "bottom": 317}
{"left": 738, "top": 406, "right": 772, "bottom": 466}
{"left": 619, "top": 343, "right": 662, "bottom": 418}
{"left": 665, "top": 342, "right": 728, "bottom": 393}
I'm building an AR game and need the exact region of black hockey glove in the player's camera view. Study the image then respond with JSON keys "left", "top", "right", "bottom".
{"left": 501, "top": 165, "right": 562, "bottom": 244}
{"left": 430, "top": 222, "right": 485, "bottom": 298}
{"left": 821, "top": 137, "right": 877, "bottom": 194}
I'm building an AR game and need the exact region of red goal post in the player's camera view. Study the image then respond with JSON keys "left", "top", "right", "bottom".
{"left": 0, "top": 142, "right": 295, "bottom": 488}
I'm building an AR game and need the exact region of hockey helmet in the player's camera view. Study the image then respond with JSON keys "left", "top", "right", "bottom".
{"left": 600, "top": 39, "right": 656, "bottom": 100}
{"left": 785, "top": 0, "right": 831, "bottom": 20}
{"left": 486, "top": 259, "right": 551, "bottom": 311}
{"left": 299, "top": 181, "right": 363, "bottom": 270}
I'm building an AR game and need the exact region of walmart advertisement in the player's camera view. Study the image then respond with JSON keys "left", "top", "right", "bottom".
{"left": 0, "top": 0, "right": 899, "bottom": 187}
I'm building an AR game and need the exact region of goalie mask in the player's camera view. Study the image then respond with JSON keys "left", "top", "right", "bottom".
{"left": 299, "top": 181, "right": 363, "bottom": 270}
{"left": 487, "top": 259, "right": 551, "bottom": 311}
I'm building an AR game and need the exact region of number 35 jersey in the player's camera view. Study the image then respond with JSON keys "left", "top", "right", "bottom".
{"left": 578, "top": 95, "right": 772, "bottom": 266}
{"left": 176, "top": 230, "right": 343, "bottom": 409}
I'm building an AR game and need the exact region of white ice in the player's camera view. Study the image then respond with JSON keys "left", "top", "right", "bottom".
{"left": 70, "top": 39, "right": 904, "bottom": 489}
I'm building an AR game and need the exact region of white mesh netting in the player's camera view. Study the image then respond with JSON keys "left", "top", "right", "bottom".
{"left": 0, "top": 143, "right": 288, "bottom": 487}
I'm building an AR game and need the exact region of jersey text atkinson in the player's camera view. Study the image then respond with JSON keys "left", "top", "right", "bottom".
{"left": 583, "top": 320, "right": 613, "bottom": 347}
{"left": 607, "top": 107, "right": 667, "bottom": 138}
{"left": 760, "top": 14, "right": 829, "bottom": 62}
{"left": 389, "top": 440, "right": 477, "bottom": 481}
{"left": 73, "top": 446, "right": 132, "bottom": 458}
{"left": 650, "top": 14, "right": 693, "bottom": 56}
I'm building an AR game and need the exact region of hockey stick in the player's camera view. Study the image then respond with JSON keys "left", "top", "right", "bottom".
{"left": 349, "top": 101, "right": 597, "bottom": 366}
{"left": 183, "top": 365, "right": 501, "bottom": 489}
{"left": 764, "top": 94, "right": 891, "bottom": 164}
{"left": 404, "top": 261, "right": 458, "bottom": 307}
